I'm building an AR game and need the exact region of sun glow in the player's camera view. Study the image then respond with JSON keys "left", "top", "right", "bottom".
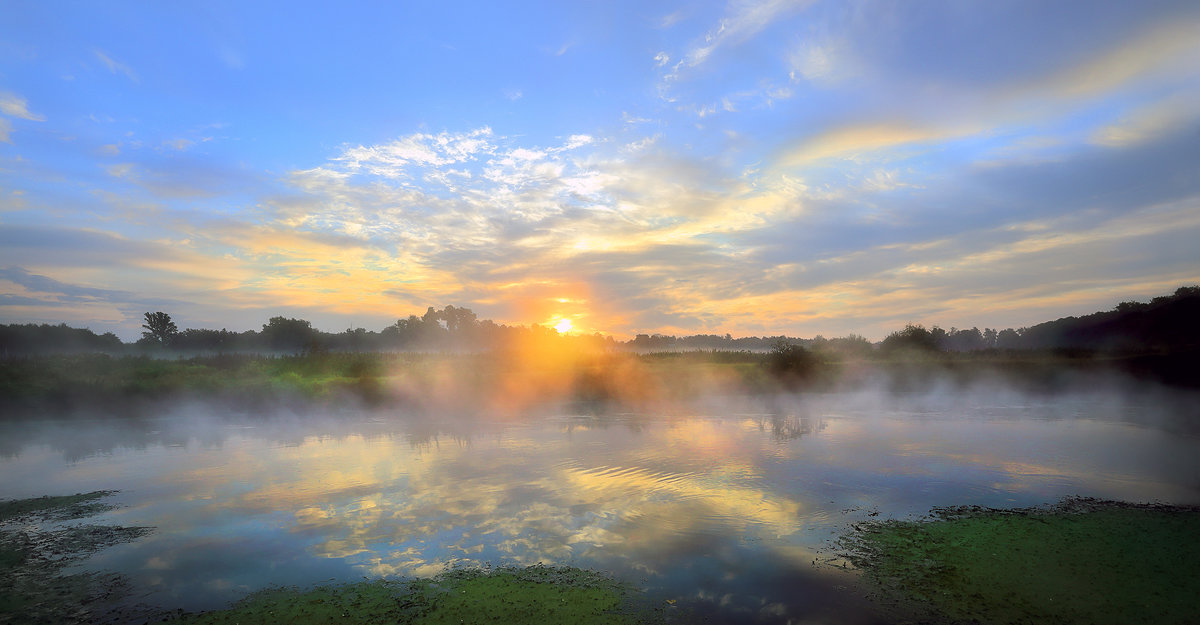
{"left": 553, "top": 318, "right": 573, "bottom": 333}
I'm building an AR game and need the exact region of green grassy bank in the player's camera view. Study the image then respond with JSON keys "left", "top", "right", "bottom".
{"left": 167, "top": 566, "right": 659, "bottom": 625}
{"left": 838, "top": 498, "right": 1200, "bottom": 625}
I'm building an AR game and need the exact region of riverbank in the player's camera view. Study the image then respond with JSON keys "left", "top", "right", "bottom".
{"left": 166, "top": 566, "right": 660, "bottom": 625}
{"left": 837, "top": 497, "right": 1200, "bottom": 625}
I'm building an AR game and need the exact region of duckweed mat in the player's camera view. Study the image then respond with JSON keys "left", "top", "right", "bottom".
{"left": 838, "top": 497, "right": 1200, "bottom": 625}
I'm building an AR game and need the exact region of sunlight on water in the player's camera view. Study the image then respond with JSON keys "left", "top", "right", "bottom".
{"left": 1, "top": 389, "right": 1197, "bottom": 622}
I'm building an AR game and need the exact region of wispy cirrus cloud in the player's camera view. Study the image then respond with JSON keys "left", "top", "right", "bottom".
{"left": 0, "top": 91, "right": 45, "bottom": 121}
{"left": 670, "top": 0, "right": 813, "bottom": 76}
{"left": 0, "top": 91, "right": 45, "bottom": 143}
{"left": 93, "top": 49, "right": 139, "bottom": 82}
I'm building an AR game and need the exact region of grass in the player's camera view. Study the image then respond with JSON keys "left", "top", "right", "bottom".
{"left": 838, "top": 498, "right": 1200, "bottom": 625}
{"left": 170, "top": 566, "right": 659, "bottom": 625}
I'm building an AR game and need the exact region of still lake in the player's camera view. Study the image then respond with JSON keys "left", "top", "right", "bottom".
{"left": 2, "top": 385, "right": 1198, "bottom": 623}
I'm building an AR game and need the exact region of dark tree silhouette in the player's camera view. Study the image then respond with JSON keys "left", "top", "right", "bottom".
{"left": 880, "top": 324, "right": 939, "bottom": 354}
{"left": 767, "top": 339, "right": 817, "bottom": 386}
{"left": 261, "top": 316, "right": 319, "bottom": 353}
{"left": 141, "top": 312, "right": 178, "bottom": 347}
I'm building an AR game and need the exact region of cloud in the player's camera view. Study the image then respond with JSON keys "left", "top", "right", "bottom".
{"left": 680, "top": 0, "right": 813, "bottom": 71}
{"left": 789, "top": 38, "right": 847, "bottom": 84}
{"left": 780, "top": 122, "right": 975, "bottom": 166}
{"left": 335, "top": 128, "right": 495, "bottom": 176}
{"left": 0, "top": 265, "right": 129, "bottom": 301}
{"left": 0, "top": 92, "right": 45, "bottom": 121}
{"left": 1030, "top": 17, "right": 1200, "bottom": 101}
{"left": 1090, "top": 95, "right": 1200, "bottom": 147}
{"left": 0, "top": 91, "right": 45, "bottom": 142}
{"left": 93, "top": 49, "right": 139, "bottom": 82}
{"left": 659, "top": 10, "right": 685, "bottom": 29}
{"left": 164, "top": 138, "right": 194, "bottom": 151}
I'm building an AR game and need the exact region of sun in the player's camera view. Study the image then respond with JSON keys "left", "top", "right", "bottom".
{"left": 553, "top": 318, "right": 573, "bottom": 334}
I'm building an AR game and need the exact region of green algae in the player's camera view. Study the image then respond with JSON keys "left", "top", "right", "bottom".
{"left": 171, "top": 565, "right": 661, "bottom": 625}
{"left": 0, "top": 491, "right": 119, "bottom": 523}
{"left": 0, "top": 490, "right": 153, "bottom": 624}
{"left": 839, "top": 498, "right": 1200, "bottom": 625}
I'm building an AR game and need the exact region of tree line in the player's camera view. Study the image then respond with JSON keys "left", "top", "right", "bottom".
{"left": 2, "top": 286, "right": 1197, "bottom": 356}
{"left": 877, "top": 285, "right": 1200, "bottom": 354}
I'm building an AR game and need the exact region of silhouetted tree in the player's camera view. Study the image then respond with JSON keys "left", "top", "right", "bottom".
{"left": 173, "top": 328, "right": 243, "bottom": 352}
{"left": 260, "top": 316, "right": 319, "bottom": 353}
{"left": 945, "top": 327, "right": 986, "bottom": 351}
{"left": 767, "top": 339, "right": 818, "bottom": 387}
{"left": 141, "top": 312, "right": 178, "bottom": 347}
{"left": 880, "top": 324, "right": 939, "bottom": 354}
{"left": 0, "top": 323, "right": 123, "bottom": 354}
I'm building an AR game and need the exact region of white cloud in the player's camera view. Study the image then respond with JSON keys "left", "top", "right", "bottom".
{"left": 789, "top": 39, "right": 844, "bottom": 83}
{"left": 0, "top": 118, "right": 11, "bottom": 144}
{"left": 106, "top": 163, "right": 135, "bottom": 179}
{"left": 1090, "top": 95, "right": 1200, "bottom": 148}
{"left": 0, "top": 92, "right": 45, "bottom": 121}
{"left": 336, "top": 128, "right": 495, "bottom": 176}
{"left": 93, "top": 49, "right": 139, "bottom": 82}
{"left": 621, "top": 112, "right": 652, "bottom": 125}
{"left": 563, "top": 134, "right": 593, "bottom": 150}
{"left": 653, "top": 52, "right": 670, "bottom": 67}
{"left": 678, "top": 0, "right": 813, "bottom": 73}
{"left": 659, "top": 10, "right": 685, "bottom": 29}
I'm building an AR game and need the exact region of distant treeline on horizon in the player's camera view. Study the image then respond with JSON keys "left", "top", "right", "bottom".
{"left": 2, "top": 286, "right": 1198, "bottom": 357}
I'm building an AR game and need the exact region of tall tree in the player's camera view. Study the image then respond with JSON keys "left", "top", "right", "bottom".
{"left": 141, "top": 312, "right": 178, "bottom": 347}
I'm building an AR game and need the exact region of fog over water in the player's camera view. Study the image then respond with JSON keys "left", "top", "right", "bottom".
{"left": 2, "top": 381, "right": 1198, "bottom": 623}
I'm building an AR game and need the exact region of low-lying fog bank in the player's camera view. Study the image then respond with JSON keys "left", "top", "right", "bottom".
{"left": 2, "top": 349, "right": 1197, "bottom": 423}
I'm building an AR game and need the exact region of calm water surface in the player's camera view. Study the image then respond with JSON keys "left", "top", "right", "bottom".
{"left": 2, "top": 387, "right": 1198, "bottom": 623}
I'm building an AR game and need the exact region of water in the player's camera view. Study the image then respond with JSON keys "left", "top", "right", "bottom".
{"left": 2, "top": 387, "right": 1198, "bottom": 623}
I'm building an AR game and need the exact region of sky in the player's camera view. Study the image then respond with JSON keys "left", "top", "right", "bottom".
{"left": 1, "top": 0, "right": 1198, "bottom": 341}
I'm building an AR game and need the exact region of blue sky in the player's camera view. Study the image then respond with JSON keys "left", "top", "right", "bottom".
{"left": 2, "top": 0, "right": 1198, "bottom": 340}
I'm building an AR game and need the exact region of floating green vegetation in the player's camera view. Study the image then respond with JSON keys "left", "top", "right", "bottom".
{"left": 0, "top": 490, "right": 153, "bottom": 624}
{"left": 172, "top": 565, "right": 661, "bottom": 625}
{"left": 838, "top": 497, "right": 1200, "bottom": 625}
{"left": 0, "top": 490, "right": 119, "bottom": 523}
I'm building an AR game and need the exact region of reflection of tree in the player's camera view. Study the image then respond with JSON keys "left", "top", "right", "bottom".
{"left": 760, "top": 414, "right": 825, "bottom": 441}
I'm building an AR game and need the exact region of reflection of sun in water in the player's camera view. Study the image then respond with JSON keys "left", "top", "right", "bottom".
{"left": 554, "top": 318, "right": 573, "bottom": 333}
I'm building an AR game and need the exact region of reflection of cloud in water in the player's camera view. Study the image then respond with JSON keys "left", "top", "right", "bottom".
{"left": 216, "top": 418, "right": 816, "bottom": 579}
{"left": 5, "top": 387, "right": 1199, "bottom": 619}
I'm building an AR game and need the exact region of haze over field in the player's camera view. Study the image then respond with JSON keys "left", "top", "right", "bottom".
{"left": 2, "top": 1, "right": 1198, "bottom": 341}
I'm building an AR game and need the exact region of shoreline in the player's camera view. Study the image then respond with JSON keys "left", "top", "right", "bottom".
{"left": 837, "top": 497, "right": 1200, "bottom": 625}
